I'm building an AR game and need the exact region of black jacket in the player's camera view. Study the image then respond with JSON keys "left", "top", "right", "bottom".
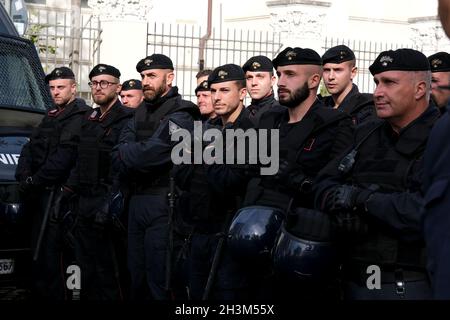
{"left": 320, "top": 84, "right": 376, "bottom": 125}
{"left": 244, "top": 98, "right": 354, "bottom": 211}
{"left": 15, "top": 98, "right": 91, "bottom": 186}
{"left": 314, "top": 104, "right": 440, "bottom": 269}
{"left": 246, "top": 93, "right": 284, "bottom": 127}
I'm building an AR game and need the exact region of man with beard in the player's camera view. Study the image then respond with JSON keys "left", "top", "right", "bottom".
{"left": 235, "top": 47, "right": 354, "bottom": 300}
{"left": 242, "top": 55, "right": 284, "bottom": 126}
{"left": 120, "top": 79, "right": 144, "bottom": 109}
{"left": 63, "top": 64, "right": 133, "bottom": 300}
{"left": 428, "top": 52, "right": 450, "bottom": 114}
{"left": 195, "top": 79, "right": 216, "bottom": 121}
{"left": 320, "top": 45, "right": 376, "bottom": 125}
{"left": 112, "top": 54, "right": 200, "bottom": 300}
{"left": 15, "top": 66, "right": 90, "bottom": 300}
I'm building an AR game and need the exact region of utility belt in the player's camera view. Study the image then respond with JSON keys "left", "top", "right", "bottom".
{"left": 343, "top": 263, "right": 429, "bottom": 285}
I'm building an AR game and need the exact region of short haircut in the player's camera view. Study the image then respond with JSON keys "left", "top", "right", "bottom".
{"left": 235, "top": 79, "right": 246, "bottom": 90}
{"left": 196, "top": 69, "right": 213, "bottom": 79}
{"left": 412, "top": 70, "right": 432, "bottom": 101}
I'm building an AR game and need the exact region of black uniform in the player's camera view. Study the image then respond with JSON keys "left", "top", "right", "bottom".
{"left": 246, "top": 93, "right": 284, "bottom": 127}
{"left": 66, "top": 99, "right": 133, "bottom": 300}
{"left": 112, "top": 86, "right": 199, "bottom": 300}
{"left": 320, "top": 84, "right": 376, "bottom": 125}
{"left": 422, "top": 102, "right": 450, "bottom": 299}
{"left": 314, "top": 105, "right": 440, "bottom": 300}
{"left": 176, "top": 107, "right": 255, "bottom": 300}
{"left": 243, "top": 99, "right": 354, "bottom": 299}
{"left": 15, "top": 97, "right": 90, "bottom": 300}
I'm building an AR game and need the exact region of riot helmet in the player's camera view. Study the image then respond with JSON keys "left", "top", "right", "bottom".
{"left": 227, "top": 205, "right": 285, "bottom": 261}
{"left": 272, "top": 207, "right": 340, "bottom": 283}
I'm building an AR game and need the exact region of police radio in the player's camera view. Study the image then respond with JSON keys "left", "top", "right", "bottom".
{"left": 338, "top": 149, "right": 357, "bottom": 175}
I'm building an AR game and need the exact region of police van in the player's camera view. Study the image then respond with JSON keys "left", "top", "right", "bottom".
{"left": 0, "top": 3, "right": 52, "bottom": 298}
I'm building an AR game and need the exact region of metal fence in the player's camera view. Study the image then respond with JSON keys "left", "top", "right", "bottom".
{"left": 24, "top": 5, "right": 101, "bottom": 103}
{"left": 323, "top": 37, "right": 423, "bottom": 93}
{"left": 147, "top": 23, "right": 283, "bottom": 102}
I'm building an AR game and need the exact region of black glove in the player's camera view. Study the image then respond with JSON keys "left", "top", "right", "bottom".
{"left": 274, "top": 160, "right": 312, "bottom": 193}
{"left": 94, "top": 190, "right": 124, "bottom": 227}
{"left": 50, "top": 186, "right": 76, "bottom": 222}
{"left": 18, "top": 176, "right": 36, "bottom": 194}
{"left": 322, "top": 185, "right": 373, "bottom": 214}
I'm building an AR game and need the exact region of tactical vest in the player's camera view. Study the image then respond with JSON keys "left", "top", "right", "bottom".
{"left": 133, "top": 95, "right": 198, "bottom": 187}
{"left": 345, "top": 110, "right": 439, "bottom": 269}
{"left": 185, "top": 109, "right": 251, "bottom": 231}
{"left": 246, "top": 106, "right": 349, "bottom": 211}
{"left": 77, "top": 105, "right": 132, "bottom": 186}
{"left": 29, "top": 101, "right": 89, "bottom": 172}
{"left": 344, "top": 93, "right": 375, "bottom": 125}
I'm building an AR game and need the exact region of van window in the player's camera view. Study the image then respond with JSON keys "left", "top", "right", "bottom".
{"left": 0, "top": 34, "right": 51, "bottom": 112}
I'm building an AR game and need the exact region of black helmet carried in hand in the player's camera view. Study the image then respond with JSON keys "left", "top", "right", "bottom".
{"left": 272, "top": 207, "right": 340, "bottom": 283}
{"left": 227, "top": 206, "right": 285, "bottom": 261}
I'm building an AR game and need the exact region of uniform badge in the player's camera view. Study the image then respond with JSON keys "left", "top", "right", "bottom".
{"left": 218, "top": 70, "right": 228, "bottom": 79}
{"left": 252, "top": 61, "right": 261, "bottom": 70}
{"left": 303, "top": 138, "right": 315, "bottom": 151}
{"left": 380, "top": 55, "right": 393, "bottom": 67}
{"left": 55, "top": 69, "right": 62, "bottom": 76}
{"left": 202, "top": 81, "right": 208, "bottom": 89}
{"left": 340, "top": 50, "right": 346, "bottom": 60}
{"left": 89, "top": 110, "right": 98, "bottom": 120}
{"left": 431, "top": 58, "right": 442, "bottom": 69}
{"left": 129, "top": 80, "right": 135, "bottom": 88}
{"left": 169, "top": 120, "right": 182, "bottom": 135}
{"left": 144, "top": 59, "right": 153, "bottom": 66}
{"left": 286, "top": 50, "right": 297, "bottom": 60}
{"left": 98, "top": 66, "right": 106, "bottom": 72}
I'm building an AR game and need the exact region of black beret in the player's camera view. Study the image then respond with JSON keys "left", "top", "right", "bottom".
{"left": 45, "top": 66, "right": 75, "bottom": 83}
{"left": 121, "top": 79, "right": 142, "bottom": 91}
{"left": 89, "top": 64, "right": 121, "bottom": 80}
{"left": 136, "top": 54, "right": 174, "bottom": 72}
{"left": 322, "top": 45, "right": 355, "bottom": 65}
{"left": 242, "top": 55, "right": 274, "bottom": 72}
{"left": 369, "top": 49, "right": 430, "bottom": 75}
{"left": 195, "top": 80, "right": 209, "bottom": 94}
{"left": 272, "top": 47, "right": 322, "bottom": 69}
{"left": 428, "top": 52, "right": 450, "bottom": 72}
{"left": 208, "top": 64, "right": 245, "bottom": 86}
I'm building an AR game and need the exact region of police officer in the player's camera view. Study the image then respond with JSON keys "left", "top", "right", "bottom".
{"left": 242, "top": 55, "right": 283, "bottom": 126}
{"left": 195, "top": 69, "right": 213, "bottom": 85}
{"left": 195, "top": 79, "right": 216, "bottom": 121}
{"left": 422, "top": 1, "right": 450, "bottom": 299}
{"left": 112, "top": 54, "right": 200, "bottom": 300}
{"left": 15, "top": 66, "right": 90, "bottom": 300}
{"left": 237, "top": 47, "right": 353, "bottom": 299}
{"left": 176, "top": 64, "right": 254, "bottom": 300}
{"left": 321, "top": 45, "right": 376, "bottom": 125}
{"left": 315, "top": 48, "right": 439, "bottom": 300}
{"left": 120, "top": 79, "right": 144, "bottom": 109}
{"left": 428, "top": 52, "right": 450, "bottom": 114}
{"left": 64, "top": 64, "right": 133, "bottom": 300}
